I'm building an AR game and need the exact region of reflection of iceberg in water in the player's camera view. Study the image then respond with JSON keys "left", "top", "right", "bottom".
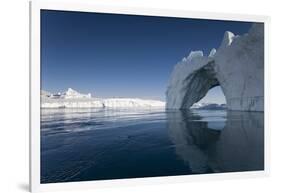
{"left": 167, "top": 110, "right": 264, "bottom": 174}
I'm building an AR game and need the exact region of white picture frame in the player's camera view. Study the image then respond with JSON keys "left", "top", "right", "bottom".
{"left": 30, "top": 0, "right": 270, "bottom": 192}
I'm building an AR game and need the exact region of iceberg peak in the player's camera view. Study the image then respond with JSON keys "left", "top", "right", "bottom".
{"left": 65, "top": 88, "right": 80, "bottom": 96}
{"left": 208, "top": 48, "right": 216, "bottom": 57}
{"left": 186, "top": 51, "right": 204, "bottom": 61}
{"left": 220, "top": 31, "right": 235, "bottom": 48}
{"left": 63, "top": 88, "right": 91, "bottom": 99}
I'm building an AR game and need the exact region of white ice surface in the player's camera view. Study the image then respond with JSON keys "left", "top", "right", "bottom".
{"left": 41, "top": 89, "right": 165, "bottom": 109}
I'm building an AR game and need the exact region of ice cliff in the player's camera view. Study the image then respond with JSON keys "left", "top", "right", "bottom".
{"left": 166, "top": 23, "right": 264, "bottom": 111}
{"left": 41, "top": 88, "right": 165, "bottom": 108}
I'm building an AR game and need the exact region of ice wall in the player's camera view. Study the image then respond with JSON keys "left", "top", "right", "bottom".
{"left": 41, "top": 98, "right": 165, "bottom": 109}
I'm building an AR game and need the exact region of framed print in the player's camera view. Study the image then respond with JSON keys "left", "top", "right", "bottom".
{"left": 30, "top": 0, "right": 270, "bottom": 192}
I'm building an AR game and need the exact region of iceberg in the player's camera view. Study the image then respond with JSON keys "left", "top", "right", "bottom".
{"left": 166, "top": 24, "right": 264, "bottom": 111}
{"left": 45, "top": 88, "right": 91, "bottom": 99}
{"left": 191, "top": 103, "right": 226, "bottom": 110}
{"left": 41, "top": 88, "right": 165, "bottom": 109}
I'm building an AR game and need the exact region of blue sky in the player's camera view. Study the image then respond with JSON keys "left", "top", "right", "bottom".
{"left": 41, "top": 10, "right": 252, "bottom": 102}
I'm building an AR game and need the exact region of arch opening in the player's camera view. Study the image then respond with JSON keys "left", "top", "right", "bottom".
{"left": 179, "top": 62, "right": 225, "bottom": 109}
{"left": 193, "top": 86, "right": 226, "bottom": 107}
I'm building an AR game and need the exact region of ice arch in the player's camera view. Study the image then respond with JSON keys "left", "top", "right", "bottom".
{"left": 166, "top": 51, "right": 221, "bottom": 109}
{"left": 166, "top": 24, "right": 264, "bottom": 111}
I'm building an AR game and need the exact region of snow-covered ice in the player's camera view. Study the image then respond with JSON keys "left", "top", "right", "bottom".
{"left": 42, "top": 88, "right": 91, "bottom": 99}
{"left": 41, "top": 88, "right": 165, "bottom": 109}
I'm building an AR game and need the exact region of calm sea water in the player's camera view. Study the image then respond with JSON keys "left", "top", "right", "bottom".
{"left": 40, "top": 108, "right": 264, "bottom": 183}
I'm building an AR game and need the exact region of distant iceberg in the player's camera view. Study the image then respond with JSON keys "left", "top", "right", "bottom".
{"left": 41, "top": 88, "right": 165, "bottom": 109}
{"left": 42, "top": 88, "right": 91, "bottom": 99}
{"left": 191, "top": 103, "right": 226, "bottom": 110}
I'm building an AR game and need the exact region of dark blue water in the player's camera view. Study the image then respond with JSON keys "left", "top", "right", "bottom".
{"left": 40, "top": 108, "right": 264, "bottom": 183}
